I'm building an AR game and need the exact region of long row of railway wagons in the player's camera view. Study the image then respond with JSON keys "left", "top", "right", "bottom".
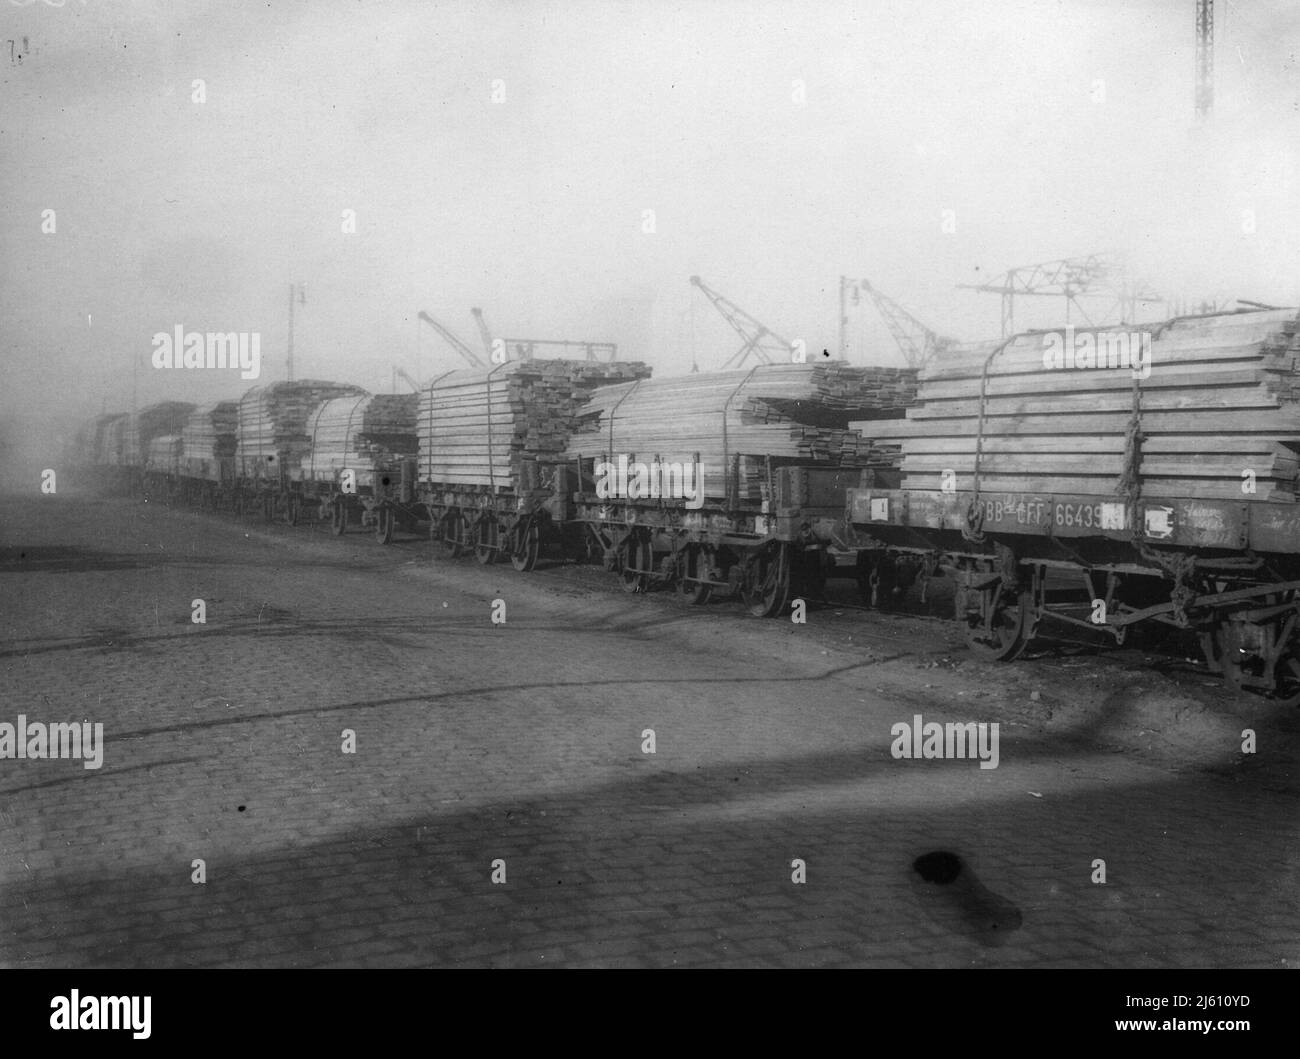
{"left": 68, "top": 306, "right": 1300, "bottom": 707}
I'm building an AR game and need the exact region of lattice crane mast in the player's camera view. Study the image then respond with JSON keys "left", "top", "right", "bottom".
{"left": 689, "top": 275, "right": 794, "bottom": 369}
{"left": 416, "top": 311, "right": 486, "bottom": 368}
{"left": 851, "top": 279, "right": 956, "bottom": 369}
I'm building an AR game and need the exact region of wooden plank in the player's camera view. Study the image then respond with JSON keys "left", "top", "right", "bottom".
{"left": 901, "top": 471, "right": 1296, "bottom": 501}
{"left": 897, "top": 435, "right": 1290, "bottom": 456}
{"left": 906, "top": 387, "right": 1282, "bottom": 419}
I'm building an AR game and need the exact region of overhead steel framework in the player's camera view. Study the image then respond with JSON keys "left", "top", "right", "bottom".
{"left": 958, "top": 253, "right": 1163, "bottom": 336}
{"left": 471, "top": 306, "right": 618, "bottom": 362}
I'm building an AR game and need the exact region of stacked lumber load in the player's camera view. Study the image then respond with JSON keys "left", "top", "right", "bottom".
{"left": 90, "top": 413, "right": 128, "bottom": 465}
{"left": 418, "top": 360, "right": 652, "bottom": 488}
{"left": 179, "top": 401, "right": 238, "bottom": 481}
{"left": 235, "top": 380, "right": 367, "bottom": 482}
{"left": 852, "top": 308, "right": 1300, "bottom": 501}
{"left": 565, "top": 362, "right": 918, "bottom": 501}
{"left": 121, "top": 402, "right": 196, "bottom": 465}
{"left": 101, "top": 416, "right": 129, "bottom": 466}
{"left": 302, "top": 394, "right": 419, "bottom": 482}
{"left": 144, "top": 435, "right": 183, "bottom": 475}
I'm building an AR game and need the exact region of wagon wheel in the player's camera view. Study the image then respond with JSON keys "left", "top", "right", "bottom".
{"left": 510, "top": 520, "right": 540, "bottom": 572}
{"left": 439, "top": 509, "right": 467, "bottom": 558}
{"left": 963, "top": 583, "right": 1033, "bottom": 662}
{"left": 620, "top": 531, "right": 652, "bottom": 593}
{"left": 474, "top": 514, "right": 499, "bottom": 565}
{"left": 674, "top": 545, "right": 712, "bottom": 605}
{"left": 328, "top": 500, "right": 346, "bottom": 536}
{"left": 1211, "top": 594, "right": 1300, "bottom": 708}
{"left": 374, "top": 506, "right": 395, "bottom": 544}
{"left": 742, "top": 542, "right": 791, "bottom": 618}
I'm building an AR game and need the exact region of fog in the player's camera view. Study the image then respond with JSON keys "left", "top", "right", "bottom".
{"left": 2, "top": 0, "right": 1298, "bottom": 456}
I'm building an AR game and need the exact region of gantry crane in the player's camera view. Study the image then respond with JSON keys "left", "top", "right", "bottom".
{"left": 689, "top": 275, "right": 795, "bottom": 369}
{"left": 471, "top": 305, "right": 618, "bottom": 362}
{"left": 958, "top": 253, "right": 1163, "bottom": 335}
{"left": 958, "top": 253, "right": 1116, "bottom": 335}
{"left": 844, "top": 278, "right": 956, "bottom": 369}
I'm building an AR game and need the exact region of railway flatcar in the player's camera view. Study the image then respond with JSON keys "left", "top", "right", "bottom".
{"left": 554, "top": 364, "right": 915, "bottom": 613}
{"left": 234, "top": 380, "right": 367, "bottom": 521}
{"left": 304, "top": 393, "right": 422, "bottom": 541}
{"left": 846, "top": 307, "right": 1300, "bottom": 705}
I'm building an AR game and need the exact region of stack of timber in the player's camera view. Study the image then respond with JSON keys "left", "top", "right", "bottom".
{"left": 179, "top": 401, "right": 238, "bottom": 482}
{"left": 90, "top": 413, "right": 129, "bottom": 465}
{"left": 302, "top": 394, "right": 419, "bottom": 482}
{"left": 145, "top": 435, "right": 183, "bottom": 476}
{"left": 419, "top": 360, "right": 652, "bottom": 489}
{"left": 121, "top": 402, "right": 196, "bottom": 465}
{"left": 566, "top": 362, "right": 918, "bottom": 501}
{"left": 236, "top": 380, "right": 368, "bottom": 482}
{"left": 852, "top": 308, "right": 1300, "bottom": 501}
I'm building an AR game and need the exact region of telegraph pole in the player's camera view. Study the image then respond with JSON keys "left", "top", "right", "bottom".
{"left": 1195, "top": 0, "right": 1214, "bottom": 121}
{"left": 839, "top": 276, "right": 848, "bottom": 361}
{"left": 287, "top": 282, "right": 305, "bottom": 381}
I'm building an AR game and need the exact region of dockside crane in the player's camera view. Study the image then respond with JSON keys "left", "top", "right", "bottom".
{"left": 471, "top": 307, "right": 496, "bottom": 360}
{"left": 844, "top": 278, "right": 957, "bottom": 369}
{"left": 416, "top": 311, "right": 486, "bottom": 368}
{"left": 391, "top": 365, "right": 423, "bottom": 392}
{"left": 689, "top": 275, "right": 795, "bottom": 368}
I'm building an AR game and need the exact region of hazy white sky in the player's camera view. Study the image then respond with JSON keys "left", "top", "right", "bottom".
{"left": 2, "top": 0, "right": 1298, "bottom": 424}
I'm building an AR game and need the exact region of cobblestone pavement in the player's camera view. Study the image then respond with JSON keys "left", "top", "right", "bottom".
{"left": 1, "top": 492, "right": 1298, "bottom": 967}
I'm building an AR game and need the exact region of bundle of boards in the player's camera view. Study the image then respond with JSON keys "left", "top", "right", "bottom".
{"left": 565, "top": 362, "right": 918, "bottom": 502}
{"left": 854, "top": 309, "right": 1300, "bottom": 501}
{"left": 121, "top": 402, "right": 196, "bottom": 466}
{"left": 236, "top": 380, "right": 367, "bottom": 481}
{"left": 302, "top": 394, "right": 419, "bottom": 481}
{"left": 418, "top": 360, "right": 652, "bottom": 488}
{"left": 179, "top": 401, "right": 238, "bottom": 481}
{"left": 86, "top": 413, "right": 128, "bottom": 466}
{"left": 145, "top": 435, "right": 184, "bottom": 475}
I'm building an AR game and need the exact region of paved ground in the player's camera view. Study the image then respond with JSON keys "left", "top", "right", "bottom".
{"left": 1, "top": 490, "right": 1298, "bottom": 967}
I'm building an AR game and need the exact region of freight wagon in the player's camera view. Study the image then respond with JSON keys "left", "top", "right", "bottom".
{"left": 846, "top": 307, "right": 1300, "bottom": 706}
{"left": 70, "top": 305, "right": 1300, "bottom": 707}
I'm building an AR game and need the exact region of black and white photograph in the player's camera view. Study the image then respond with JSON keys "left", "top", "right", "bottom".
{"left": 1, "top": 0, "right": 1297, "bottom": 1033}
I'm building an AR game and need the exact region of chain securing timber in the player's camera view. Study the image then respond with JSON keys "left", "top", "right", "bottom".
{"left": 997, "top": 542, "right": 1019, "bottom": 591}
{"left": 962, "top": 334, "right": 1018, "bottom": 545}
{"left": 1117, "top": 323, "right": 1198, "bottom": 627}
